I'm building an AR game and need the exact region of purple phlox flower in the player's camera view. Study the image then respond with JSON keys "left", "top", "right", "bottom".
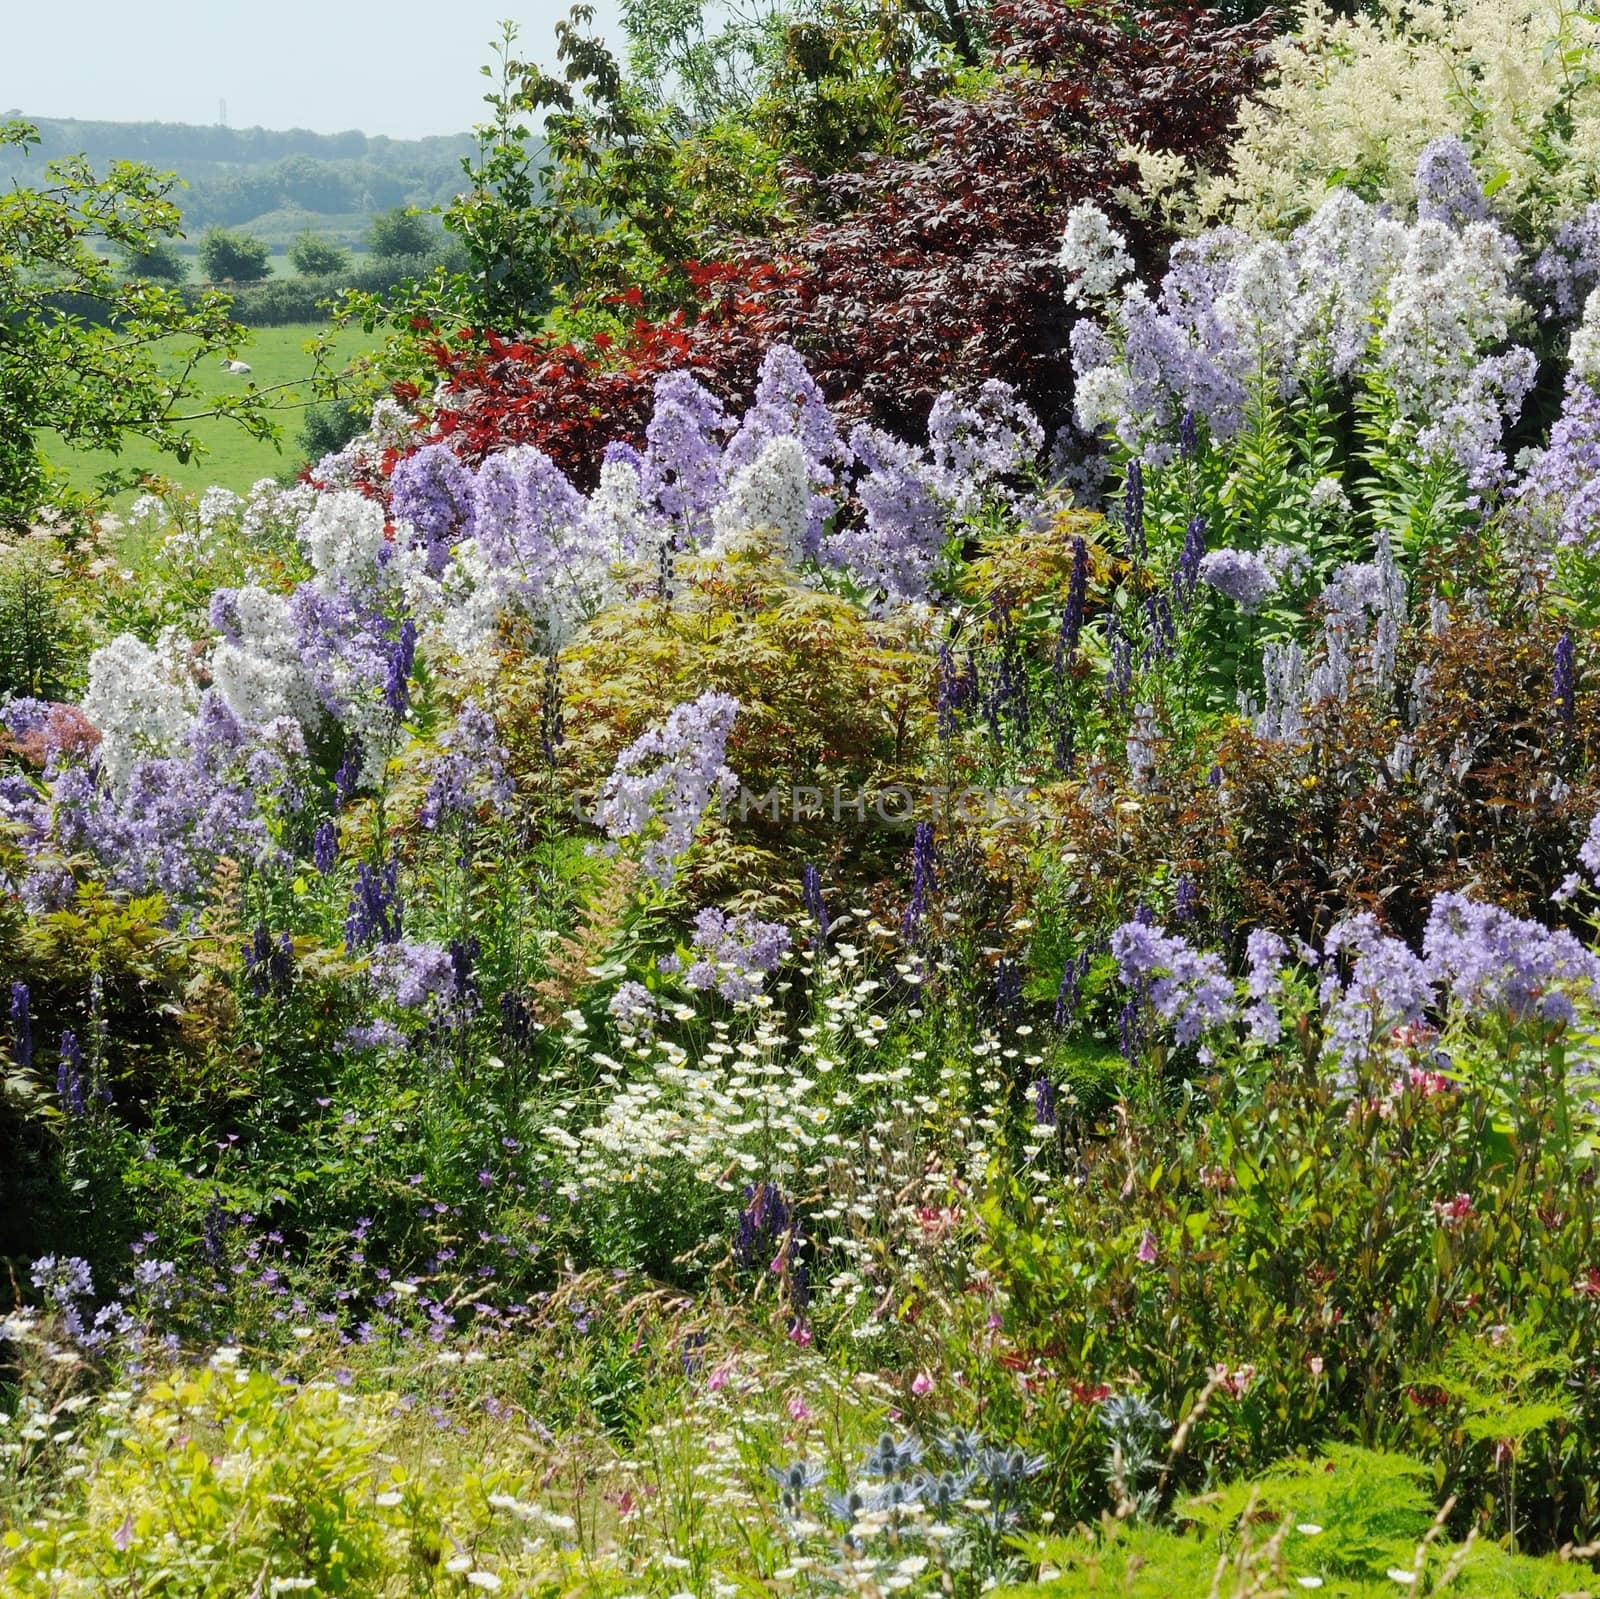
{"left": 56, "top": 1030, "right": 86, "bottom": 1117}
{"left": 901, "top": 821, "right": 936, "bottom": 942}
{"left": 1242, "top": 929, "right": 1289, "bottom": 1044}
{"left": 1110, "top": 920, "right": 1236, "bottom": 1047}
{"left": 1423, "top": 891, "right": 1600, "bottom": 1025}
{"left": 420, "top": 700, "right": 514, "bottom": 830}
{"left": 683, "top": 906, "right": 791, "bottom": 1003}
{"left": 595, "top": 691, "right": 739, "bottom": 889}
{"left": 1198, "top": 548, "right": 1275, "bottom": 611}
{"left": 9, "top": 981, "right": 31, "bottom": 1070}
{"left": 1319, "top": 914, "right": 1436, "bottom": 1074}
{"left": 389, "top": 444, "right": 477, "bottom": 575}
{"left": 801, "top": 862, "right": 829, "bottom": 943}
{"left": 1531, "top": 202, "right": 1600, "bottom": 321}
{"left": 1414, "top": 137, "right": 1489, "bottom": 231}
{"left": 345, "top": 857, "right": 403, "bottom": 949}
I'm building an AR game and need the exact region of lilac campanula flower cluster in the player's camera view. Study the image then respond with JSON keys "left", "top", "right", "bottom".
{"left": 684, "top": 906, "right": 791, "bottom": 1003}
{"left": 1068, "top": 160, "right": 1524, "bottom": 475}
{"left": 1423, "top": 892, "right": 1600, "bottom": 1027}
{"left": 1198, "top": 548, "right": 1276, "bottom": 612}
{"left": 608, "top": 980, "right": 662, "bottom": 1034}
{"left": 1109, "top": 920, "right": 1236, "bottom": 1047}
{"left": 1414, "top": 136, "right": 1490, "bottom": 230}
{"left": 595, "top": 691, "right": 739, "bottom": 888}
{"left": 1513, "top": 379, "right": 1600, "bottom": 559}
{"left": 1242, "top": 929, "right": 1289, "bottom": 1044}
{"left": 367, "top": 940, "right": 461, "bottom": 1015}
{"left": 420, "top": 701, "right": 514, "bottom": 831}
{"left": 388, "top": 443, "right": 477, "bottom": 574}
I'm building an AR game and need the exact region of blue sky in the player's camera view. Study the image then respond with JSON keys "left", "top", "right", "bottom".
{"left": 3, "top": 1, "right": 624, "bottom": 139}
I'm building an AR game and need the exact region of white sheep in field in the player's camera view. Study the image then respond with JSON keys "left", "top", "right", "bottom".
{"left": 220, "top": 359, "right": 253, "bottom": 375}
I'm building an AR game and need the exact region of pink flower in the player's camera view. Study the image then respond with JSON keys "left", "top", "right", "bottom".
{"left": 707, "top": 1365, "right": 732, "bottom": 1392}
{"left": 1308, "top": 1356, "right": 1324, "bottom": 1378}
{"left": 787, "top": 1393, "right": 813, "bottom": 1422}
{"left": 789, "top": 1320, "right": 813, "bottom": 1346}
{"left": 911, "top": 1372, "right": 934, "bottom": 1397}
{"left": 1136, "top": 1230, "right": 1158, "bottom": 1265}
{"left": 1432, "top": 1193, "right": 1474, "bottom": 1229}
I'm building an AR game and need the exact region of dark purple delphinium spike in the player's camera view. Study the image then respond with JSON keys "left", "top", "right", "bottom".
{"left": 1055, "top": 536, "right": 1090, "bottom": 681}
{"left": 1050, "top": 705, "right": 1076, "bottom": 777}
{"left": 1207, "top": 763, "right": 1223, "bottom": 788}
{"left": 802, "top": 863, "right": 829, "bottom": 943}
{"left": 500, "top": 989, "right": 537, "bottom": 1054}
{"left": 1054, "top": 950, "right": 1088, "bottom": 1027}
{"left": 1118, "top": 998, "right": 1142, "bottom": 1060}
{"left": 313, "top": 820, "right": 338, "bottom": 876}
{"left": 449, "top": 938, "right": 481, "bottom": 1013}
{"left": 985, "top": 594, "right": 1031, "bottom": 743}
{"left": 1105, "top": 616, "right": 1134, "bottom": 705}
{"left": 9, "top": 982, "right": 31, "bottom": 1071}
{"left": 1174, "top": 876, "right": 1199, "bottom": 923}
{"left": 1143, "top": 592, "right": 1175, "bottom": 665}
{"left": 1123, "top": 459, "right": 1146, "bottom": 565}
{"left": 1173, "top": 516, "right": 1206, "bottom": 612}
{"left": 244, "top": 922, "right": 275, "bottom": 996}
{"left": 902, "top": 822, "right": 936, "bottom": 942}
{"left": 1033, "top": 1076, "right": 1058, "bottom": 1127}
{"left": 345, "top": 858, "right": 403, "bottom": 950}
{"left": 334, "top": 746, "right": 364, "bottom": 803}
{"left": 1134, "top": 901, "right": 1156, "bottom": 927}
{"left": 936, "top": 644, "right": 979, "bottom": 740}
{"left": 1179, "top": 408, "right": 1199, "bottom": 463}
{"left": 1556, "top": 630, "right": 1577, "bottom": 724}
{"left": 201, "top": 1194, "right": 227, "bottom": 1267}
{"left": 736, "top": 1182, "right": 794, "bottom": 1267}
{"left": 995, "top": 958, "right": 1023, "bottom": 1015}
{"left": 57, "top": 1030, "right": 85, "bottom": 1117}
{"left": 384, "top": 619, "right": 418, "bottom": 721}
{"left": 539, "top": 654, "right": 564, "bottom": 766}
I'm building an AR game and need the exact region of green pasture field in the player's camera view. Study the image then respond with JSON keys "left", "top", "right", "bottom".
{"left": 44, "top": 321, "right": 381, "bottom": 510}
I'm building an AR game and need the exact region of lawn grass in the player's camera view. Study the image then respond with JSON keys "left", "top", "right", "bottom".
{"left": 43, "top": 322, "right": 382, "bottom": 510}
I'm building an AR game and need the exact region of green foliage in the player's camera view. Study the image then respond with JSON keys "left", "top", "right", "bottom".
{"left": 196, "top": 226, "right": 271, "bottom": 283}
{"left": 289, "top": 230, "right": 350, "bottom": 278}
{"left": 117, "top": 237, "right": 187, "bottom": 283}
{"left": 364, "top": 206, "right": 436, "bottom": 260}
{"left": 0, "top": 121, "right": 274, "bottom": 530}
{"left": 0, "top": 544, "right": 79, "bottom": 700}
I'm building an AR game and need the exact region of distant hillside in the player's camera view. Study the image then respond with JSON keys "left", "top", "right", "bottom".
{"left": 0, "top": 115, "right": 492, "bottom": 249}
